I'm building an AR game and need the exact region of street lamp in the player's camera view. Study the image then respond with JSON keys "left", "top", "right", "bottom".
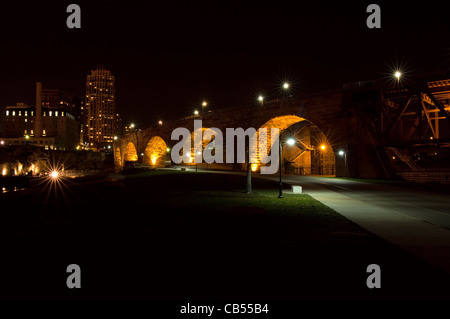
{"left": 130, "top": 123, "right": 135, "bottom": 129}
{"left": 279, "top": 137, "right": 295, "bottom": 198}
{"left": 202, "top": 101, "right": 207, "bottom": 117}
{"left": 394, "top": 71, "right": 401, "bottom": 81}
{"left": 258, "top": 95, "right": 264, "bottom": 103}
{"left": 194, "top": 110, "right": 199, "bottom": 116}
{"left": 338, "top": 150, "right": 347, "bottom": 177}
{"left": 196, "top": 151, "right": 201, "bottom": 172}
{"left": 158, "top": 120, "right": 163, "bottom": 126}
{"left": 283, "top": 82, "right": 289, "bottom": 90}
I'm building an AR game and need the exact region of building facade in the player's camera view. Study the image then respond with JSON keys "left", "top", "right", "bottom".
{"left": 84, "top": 67, "right": 116, "bottom": 151}
{"left": 0, "top": 83, "right": 79, "bottom": 150}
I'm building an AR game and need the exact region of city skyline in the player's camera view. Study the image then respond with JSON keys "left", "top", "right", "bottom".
{"left": 0, "top": 1, "right": 449, "bottom": 130}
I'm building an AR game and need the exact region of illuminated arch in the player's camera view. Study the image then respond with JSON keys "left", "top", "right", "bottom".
{"left": 252, "top": 115, "right": 335, "bottom": 174}
{"left": 114, "top": 147, "right": 122, "bottom": 168}
{"left": 124, "top": 142, "right": 138, "bottom": 162}
{"left": 144, "top": 136, "right": 167, "bottom": 166}
{"left": 186, "top": 128, "right": 218, "bottom": 163}
{"left": 251, "top": 115, "right": 306, "bottom": 164}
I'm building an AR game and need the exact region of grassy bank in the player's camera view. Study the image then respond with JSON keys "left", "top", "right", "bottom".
{"left": 1, "top": 170, "right": 449, "bottom": 299}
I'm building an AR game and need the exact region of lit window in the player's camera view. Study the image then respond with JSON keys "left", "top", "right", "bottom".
{"left": 31, "top": 111, "right": 34, "bottom": 116}
{"left": 24, "top": 130, "right": 27, "bottom": 134}
{"left": 55, "top": 111, "right": 58, "bottom": 116}
{"left": 25, "top": 111, "right": 28, "bottom": 116}
{"left": 19, "top": 111, "right": 21, "bottom": 116}
{"left": 43, "top": 130, "right": 46, "bottom": 136}
{"left": 31, "top": 130, "right": 34, "bottom": 135}
{"left": 12, "top": 111, "right": 15, "bottom": 116}
{"left": 49, "top": 111, "right": 52, "bottom": 116}
{"left": 6, "top": 110, "right": 9, "bottom": 116}
{"left": 25, "top": 119, "right": 27, "bottom": 123}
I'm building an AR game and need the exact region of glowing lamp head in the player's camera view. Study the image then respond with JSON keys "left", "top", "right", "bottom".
{"left": 194, "top": 110, "right": 199, "bottom": 115}
{"left": 130, "top": 123, "right": 135, "bottom": 129}
{"left": 0, "top": 140, "right": 4, "bottom": 145}
{"left": 50, "top": 171, "right": 59, "bottom": 179}
{"left": 283, "top": 82, "right": 290, "bottom": 90}
{"left": 394, "top": 71, "right": 401, "bottom": 80}
{"left": 158, "top": 120, "right": 163, "bottom": 125}
{"left": 258, "top": 95, "right": 264, "bottom": 102}
{"left": 286, "top": 138, "right": 295, "bottom": 146}
{"left": 338, "top": 150, "right": 345, "bottom": 156}
{"left": 114, "top": 136, "right": 118, "bottom": 141}
{"left": 202, "top": 101, "right": 207, "bottom": 107}
{"left": 25, "top": 135, "right": 30, "bottom": 140}
{"left": 320, "top": 144, "right": 326, "bottom": 151}
{"left": 166, "top": 148, "right": 170, "bottom": 152}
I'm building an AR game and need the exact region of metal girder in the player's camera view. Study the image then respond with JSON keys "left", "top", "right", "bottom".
{"left": 423, "top": 89, "right": 450, "bottom": 121}
{"left": 385, "top": 98, "right": 412, "bottom": 134}
{"left": 420, "top": 97, "right": 437, "bottom": 139}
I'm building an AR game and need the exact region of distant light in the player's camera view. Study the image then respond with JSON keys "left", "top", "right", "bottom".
{"left": 141, "top": 153, "right": 144, "bottom": 156}
{"left": 430, "top": 136, "right": 434, "bottom": 140}
{"left": 107, "top": 145, "right": 111, "bottom": 149}
{"left": 338, "top": 150, "right": 345, "bottom": 156}
{"left": 196, "top": 151, "right": 201, "bottom": 155}
{"left": 320, "top": 144, "right": 326, "bottom": 151}
{"left": 394, "top": 71, "right": 401, "bottom": 80}
{"left": 283, "top": 82, "right": 290, "bottom": 89}
{"left": 114, "top": 136, "right": 118, "bottom": 141}
{"left": 50, "top": 171, "right": 59, "bottom": 179}
{"left": 158, "top": 120, "right": 163, "bottom": 125}
{"left": 130, "top": 123, "right": 135, "bottom": 129}
{"left": 392, "top": 156, "right": 396, "bottom": 160}
{"left": 258, "top": 95, "right": 264, "bottom": 102}
{"left": 286, "top": 138, "right": 295, "bottom": 146}
{"left": 202, "top": 101, "right": 207, "bottom": 107}
{"left": 76, "top": 146, "right": 80, "bottom": 150}
{"left": 166, "top": 148, "right": 170, "bottom": 152}
{"left": 194, "top": 110, "right": 199, "bottom": 115}
{"left": 0, "top": 140, "right": 4, "bottom": 145}
{"left": 251, "top": 164, "right": 258, "bottom": 172}
{"left": 25, "top": 135, "right": 30, "bottom": 139}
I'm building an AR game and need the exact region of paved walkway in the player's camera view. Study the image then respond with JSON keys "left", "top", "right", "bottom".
{"left": 279, "top": 176, "right": 450, "bottom": 275}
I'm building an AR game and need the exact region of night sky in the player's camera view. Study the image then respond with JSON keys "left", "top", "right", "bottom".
{"left": 0, "top": 0, "right": 449, "bottom": 128}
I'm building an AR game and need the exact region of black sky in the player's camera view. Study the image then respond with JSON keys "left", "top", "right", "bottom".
{"left": 0, "top": 0, "right": 449, "bottom": 128}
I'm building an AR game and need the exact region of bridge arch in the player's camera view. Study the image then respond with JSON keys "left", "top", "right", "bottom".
{"left": 253, "top": 114, "right": 335, "bottom": 175}
{"left": 124, "top": 142, "right": 138, "bottom": 162}
{"left": 144, "top": 136, "right": 168, "bottom": 166}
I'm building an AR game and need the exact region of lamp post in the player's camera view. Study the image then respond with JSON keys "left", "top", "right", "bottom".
{"left": 202, "top": 101, "right": 207, "bottom": 118}
{"left": 196, "top": 151, "right": 201, "bottom": 172}
{"left": 338, "top": 150, "right": 347, "bottom": 177}
{"left": 279, "top": 137, "right": 295, "bottom": 198}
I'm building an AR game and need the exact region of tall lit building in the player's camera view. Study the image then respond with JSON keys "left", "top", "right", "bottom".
{"left": 84, "top": 67, "right": 116, "bottom": 150}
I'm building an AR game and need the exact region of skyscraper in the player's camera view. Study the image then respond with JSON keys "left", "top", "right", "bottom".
{"left": 84, "top": 67, "right": 116, "bottom": 150}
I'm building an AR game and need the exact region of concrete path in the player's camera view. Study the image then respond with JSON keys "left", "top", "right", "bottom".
{"left": 279, "top": 176, "right": 450, "bottom": 274}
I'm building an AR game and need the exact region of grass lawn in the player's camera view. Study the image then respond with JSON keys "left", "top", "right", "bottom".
{"left": 1, "top": 169, "right": 449, "bottom": 299}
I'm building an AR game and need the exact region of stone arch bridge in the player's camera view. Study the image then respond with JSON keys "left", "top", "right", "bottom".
{"left": 114, "top": 78, "right": 450, "bottom": 179}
